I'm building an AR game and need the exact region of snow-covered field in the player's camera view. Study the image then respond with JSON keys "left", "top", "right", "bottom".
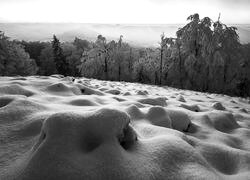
{"left": 0, "top": 76, "right": 250, "bottom": 179}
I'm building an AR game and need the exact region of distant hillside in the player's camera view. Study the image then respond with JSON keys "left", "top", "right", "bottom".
{"left": 0, "top": 23, "right": 250, "bottom": 47}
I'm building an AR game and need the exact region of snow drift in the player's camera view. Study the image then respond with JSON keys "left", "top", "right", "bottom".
{"left": 0, "top": 76, "right": 250, "bottom": 180}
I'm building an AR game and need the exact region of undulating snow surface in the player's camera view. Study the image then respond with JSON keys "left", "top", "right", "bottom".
{"left": 0, "top": 76, "right": 250, "bottom": 180}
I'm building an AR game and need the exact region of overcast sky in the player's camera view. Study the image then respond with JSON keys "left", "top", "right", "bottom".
{"left": 0, "top": 0, "right": 249, "bottom": 24}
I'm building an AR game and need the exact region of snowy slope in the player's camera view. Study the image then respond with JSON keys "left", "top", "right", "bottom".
{"left": 0, "top": 76, "right": 250, "bottom": 179}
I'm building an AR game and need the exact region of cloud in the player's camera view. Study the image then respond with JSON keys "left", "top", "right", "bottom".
{"left": 0, "top": 0, "right": 249, "bottom": 24}
{"left": 148, "top": 0, "right": 250, "bottom": 8}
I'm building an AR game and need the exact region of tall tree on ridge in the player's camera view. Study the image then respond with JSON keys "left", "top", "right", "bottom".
{"left": 159, "top": 33, "right": 166, "bottom": 85}
{"left": 158, "top": 33, "right": 174, "bottom": 85}
{"left": 96, "top": 35, "right": 109, "bottom": 79}
{"left": 117, "top": 35, "right": 123, "bottom": 81}
{"left": 52, "top": 35, "right": 69, "bottom": 75}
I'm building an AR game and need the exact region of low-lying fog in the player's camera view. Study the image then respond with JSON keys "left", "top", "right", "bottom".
{"left": 1, "top": 23, "right": 250, "bottom": 47}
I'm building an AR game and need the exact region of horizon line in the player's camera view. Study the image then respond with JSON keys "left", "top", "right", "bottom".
{"left": 1, "top": 22, "right": 250, "bottom": 25}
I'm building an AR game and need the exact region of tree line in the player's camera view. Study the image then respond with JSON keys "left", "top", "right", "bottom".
{"left": 0, "top": 14, "right": 250, "bottom": 97}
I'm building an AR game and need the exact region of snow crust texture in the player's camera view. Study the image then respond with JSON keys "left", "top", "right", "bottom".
{"left": 0, "top": 76, "right": 250, "bottom": 180}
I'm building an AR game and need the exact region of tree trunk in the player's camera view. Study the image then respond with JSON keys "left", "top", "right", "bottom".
{"left": 118, "top": 65, "right": 121, "bottom": 81}
{"left": 128, "top": 48, "right": 132, "bottom": 81}
{"left": 104, "top": 56, "right": 108, "bottom": 80}
{"left": 155, "top": 71, "right": 159, "bottom": 85}
{"left": 178, "top": 46, "right": 183, "bottom": 88}
{"left": 159, "top": 48, "right": 163, "bottom": 85}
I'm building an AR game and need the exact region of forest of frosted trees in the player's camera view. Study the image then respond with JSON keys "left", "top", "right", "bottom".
{"left": 0, "top": 14, "right": 250, "bottom": 97}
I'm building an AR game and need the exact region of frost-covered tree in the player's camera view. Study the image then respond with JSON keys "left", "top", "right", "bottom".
{"left": 39, "top": 44, "right": 57, "bottom": 75}
{"left": 95, "top": 35, "right": 111, "bottom": 79}
{"left": 20, "top": 41, "right": 47, "bottom": 67}
{"left": 169, "top": 13, "right": 242, "bottom": 92}
{"left": 62, "top": 42, "right": 82, "bottom": 76}
{"left": 52, "top": 35, "right": 69, "bottom": 75}
{"left": 0, "top": 31, "right": 37, "bottom": 76}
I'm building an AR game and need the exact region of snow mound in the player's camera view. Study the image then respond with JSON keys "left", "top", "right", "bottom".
{"left": 176, "top": 95, "right": 186, "bottom": 102}
{"left": 123, "top": 91, "right": 132, "bottom": 96}
{"left": 207, "top": 112, "right": 240, "bottom": 133}
{"left": 137, "top": 97, "right": 167, "bottom": 106}
{"left": 104, "top": 89, "right": 121, "bottom": 95}
{"left": 0, "top": 95, "right": 17, "bottom": 108}
{"left": 212, "top": 102, "right": 226, "bottom": 110}
{"left": 147, "top": 106, "right": 172, "bottom": 128}
{"left": 0, "top": 84, "right": 35, "bottom": 97}
{"left": 136, "top": 90, "right": 148, "bottom": 95}
{"left": 1, "top": 76, "right": 250, "bottom": 180}
{"left": 46, "top": 82, "right": 81, "bottom": 95}
{"left": 180, "top": 103, "right": 200, "bottom": 112}
{"left": 166, "top": 108, "right": 191, "bottom": 132}
{"left": 68, "top": 98, "right": 100, "bottom": 106}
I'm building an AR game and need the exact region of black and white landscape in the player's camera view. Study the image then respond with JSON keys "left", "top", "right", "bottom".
{"left": 0, "top": 0, "right": 250, "bottom": 179}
